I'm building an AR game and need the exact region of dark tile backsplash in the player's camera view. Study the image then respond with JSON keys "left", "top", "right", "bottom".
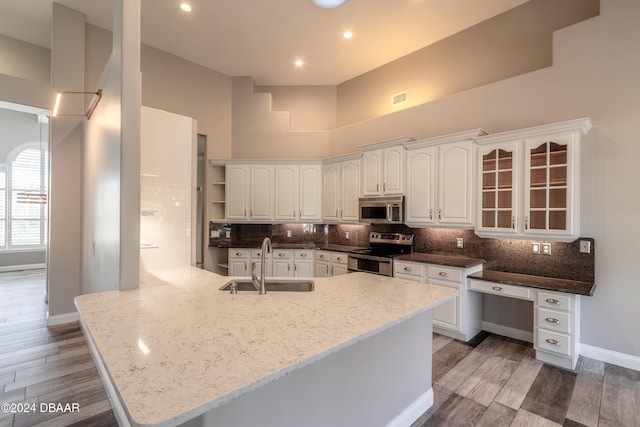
{"left": 213, "top": 222, "right": 595, "bottom": 283}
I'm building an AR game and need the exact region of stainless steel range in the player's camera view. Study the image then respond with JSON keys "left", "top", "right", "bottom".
{"left": 347, "top": 232, "right": 414, "bottom": 276}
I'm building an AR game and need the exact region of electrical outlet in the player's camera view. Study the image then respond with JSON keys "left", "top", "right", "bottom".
{"left": 532, "top": 242, "right": 540, "bottom": 254}
{"left": 542, "top": 242, "right": 552, "bottom": 255}
{"left": 456, "top": 238, "right": 464, "bottom": 249}
{"left": 579, "top": 240, "right": 591, "bottom": 254}
{"left": 286, "top": 230, "right": 291, "bottom": 238}
{"left": 345, "top": 232, "right": 350, "bottom": 240}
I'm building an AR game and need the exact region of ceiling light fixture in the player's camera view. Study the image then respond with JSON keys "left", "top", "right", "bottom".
{"left": 180, "top": 2, "right": 192, "bottom": 12}
{"left": 295, "top": 60, "right": 304, "bottom": 67}
{"left": 343, "top": 31, "right": 353, "bottom": 39}
{"left": 312, "top": 0, "right": 348, "bottom": 9}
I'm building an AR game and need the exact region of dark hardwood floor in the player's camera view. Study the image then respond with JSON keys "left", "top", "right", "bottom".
{"left": 1, "top": 271, "right": 638, "bottom": 427}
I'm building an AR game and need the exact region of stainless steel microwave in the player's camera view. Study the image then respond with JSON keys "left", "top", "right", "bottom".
{"left": 358, "top": 196, "right": 404, "bottom": 224}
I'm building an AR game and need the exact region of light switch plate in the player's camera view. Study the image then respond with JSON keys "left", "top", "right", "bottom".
{"left": 286, "top": 230, "right": 292, "bottom": 238}
{"left": 345, "top": 232, "right": 350, "bottom": 240}
{"left": 456, "top": 238, "right": 464, "bottom": 248}
{"left": 579, "top": 240, "right": 591, "bottom": 254}
{"left": 532, "top": 242, "right": 540, "bottom": 254}
{"left": 542, "top": 242, "right": 552, "bottom": 255}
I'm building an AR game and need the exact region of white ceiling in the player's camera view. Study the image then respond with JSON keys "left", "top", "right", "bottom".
{"left": 0, "top": 0, "right": 529, "bottom": 86}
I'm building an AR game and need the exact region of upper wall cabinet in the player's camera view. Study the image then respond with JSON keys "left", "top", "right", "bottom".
{"left": 225, "top": 164, "right": 275, "bottom": 221}
{"left": 475, "top": 118, "right": 592, "bottom": 242}
{"left": 360, "top": 137, "right": 414, "bottom": 197}
{"left": 275, "top": 164, "right": 322, "bottom": 222}
{"left": 405, "top": 130, "right": 486, "bottom": 228}
{"left": 323, "top": 153, "right": 361, "bottom": 223}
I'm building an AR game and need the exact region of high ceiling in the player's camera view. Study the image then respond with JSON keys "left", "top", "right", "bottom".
{"left": 0, "top": 0, "right": 529, "bottom": 85}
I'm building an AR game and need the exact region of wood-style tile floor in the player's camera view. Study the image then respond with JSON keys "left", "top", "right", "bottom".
{"left": 1, "top": 272, "right": 639, "bottom": 427}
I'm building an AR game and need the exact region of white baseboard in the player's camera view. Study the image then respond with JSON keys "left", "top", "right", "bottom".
{"left": 0, "top": 263, "right": 46, "bottom": 273}
{"left": 580, "top": 343, "right": 640, "bottom": 372}
{"left": 482, "top": 321, "right": 533, "bottom": 343}
{"left": 386, "top": 388, "right": 433, "bottom": 427}
{"left": 46, "top": 311, "right": 79, "bottom": 326}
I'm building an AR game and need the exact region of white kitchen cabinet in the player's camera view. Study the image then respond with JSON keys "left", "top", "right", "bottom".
{"left": 323, "top": 153, "right": 361, "bottom": 223}
{"left": 314, "top": 250, "right": 347, "bottom": 277}
{"left": 228, "top": 249, "right": 251, "bottom": 276}
{"left": 534, "top": 290, "right": 580, "bottom": 370}
{"left": 360, "top": 138, "right": 412, "bottom": 197}
{"left": 475, "top": 118, "right": 591, "bottom": 242}
{"left": 272, "top": 249, "right": 294, "bottom": 277}
{"left": 225, "top": 165, "right": 274, "bottom": 221}
{"left": 251, "top": 249, "right": 272, "bottom": 278}
{"left": 393, "top": 259, "right": 482, "bottom": 341}
{"left": 275, "top": 164, "right": 322, "bottom": 222}
{"left": 294, "top": 250, "right": 314, "bottom": 277}
{"left": 405, "top": 130, "right": 484, "bottom": 228}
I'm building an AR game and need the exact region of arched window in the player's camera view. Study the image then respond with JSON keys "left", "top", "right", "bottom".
{"left": 1, "top": 142, "right": 48, "bottom": 250}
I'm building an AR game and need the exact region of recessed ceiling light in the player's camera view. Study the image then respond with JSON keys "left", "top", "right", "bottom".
{"left": 295, "top": 60, "right": 304, "bottom": 67}
{"left": 343, "top": 31, "right": 353, "bottom": 39}
{"left": 180, "top": 2, "right": 192, "bottom": 12}
{"left": 312, "top": 0, "right": 348, "bottom": 9}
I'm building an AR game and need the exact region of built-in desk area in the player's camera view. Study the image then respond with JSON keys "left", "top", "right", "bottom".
{"left": 467, "top": 270, "right": 595, "bottom": 370}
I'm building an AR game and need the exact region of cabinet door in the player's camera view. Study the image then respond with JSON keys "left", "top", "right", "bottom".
{"left": 251, "top": 258, "right": 273, "bottom": 277}
{"left": 332, "top": 264, "right": 349, "bottom": 276}
{"left": 477, "top": 142, "right": 519, "bottom": 235}
{"left": 229, "top": 259, "right": 249, "bottom": 276}
{"left": 341, "top": 160, "right": 360, "bottom": 221}
{"left": 315, "top": 261, "right": 330, "bottom": 277}
{"left": 275, "top": 165, "right": 298, "bottom": 221}
{"left": 250, "top": 165, "right": 274, "bottom": 221}
{"left": 438, "top": 141, "right": 474, "bottom": 225}
{"left": 383, "top": 145, "right": 404, "bottom": 194}
{"left": 273, "top": 259, "right": 293, "bottom": 277}
{"left": 322, "top": 163, "right": 340, "bottom": 221}
{"left": 299, "top": 165, "right": 322, "bottom": 221}
{"left": 406, "top": 147, "right": 436, "bottom": 224}
{"left": 225, "top": 165, "right": 250, "bottom": 220}
{"left": 361, "top": 149, "right": 382, "bottom": 196}
{"left": 524, "top": 134, "right": 574, "bottom": 237}
{"left": 430, "top": 280, "right": 461, "bottom": 332}
{"left": 294, "top": 260, "right": 314, "bottom": 277}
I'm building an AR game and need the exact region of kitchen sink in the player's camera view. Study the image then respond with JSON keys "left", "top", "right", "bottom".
{"left": 219, "top": 279, "right": 314, "bottom": 292}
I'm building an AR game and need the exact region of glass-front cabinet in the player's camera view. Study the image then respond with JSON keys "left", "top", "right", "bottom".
{"left": 475, "top": 118, "right": 591, "bottom": 242}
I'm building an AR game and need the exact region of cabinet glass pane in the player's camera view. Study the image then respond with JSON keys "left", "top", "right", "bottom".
{"left": 497, "top": 211, "right": 512, "bottom": 228}
{"left": 482, "top": 211, "right": 495, "bottom": 227}
{"left": 530, "top": 189, "right": 546, "bottom": 209}
{"left": 497, "top": 190, "right": 512, "bottom": 208}
{"left": 549, "top": 188, "right": 567, "bottom": 209}
{"left": 498, "top": 171, "right": 512, "bottom": 189}
{"left": 530, "top": 211, "right": 546, "bottom": 230}
{"left": 483, "top": 150, "right": 497, "bottom": 171}
{"left": 483, "top": 172, "right": 496, "bottom": 190}
{"left": 549, "top": 211, "right": 567, "bottom": 230}
{"left": 530, "top": 168, "right": 547, "bottom": 187}
{"left": 549, "top": 166, "right": 567, "bottom": 186}
{"left": 483, "top": 191, "right": 496, "bottom": 208}
{"left": 549, "top": 143, "right": 568, "bottom": 165}
{"left": 530, "top": 143, "right": 548, "bottom": 167}
{"left": 497, "top": 149, "right": 512, "bottom": 170}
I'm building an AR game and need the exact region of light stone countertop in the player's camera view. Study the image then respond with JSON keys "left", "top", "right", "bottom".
{"left": 75, "top": 267, "right": 456, "bottom": 427}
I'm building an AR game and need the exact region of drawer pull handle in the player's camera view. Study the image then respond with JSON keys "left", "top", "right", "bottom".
{"left": 439, "top": 272, "right": 448, "bottom": 277}
{"left": 404, "top": 267, "right": 412, "bottom": 272}
{"left": 545, "top": 317, "right": 560, "bottom": 324}
{"left": 235, "top": 252, "right": 242, "bottom": 256}
{"left": 492, "top": 286, "right": 504, "bottom": 292}
{"left": 279, "top": 253, "right": 285, "bottom": 257}
{"left": 545, "top": 339, "right": 560, "bottom": 346}
{"left": 320, "top": 255, "right": 325, "bottom": 259}
{"left": 546, "top": 298, "right": 560, "bottom": 305}
{"left": 300, "top": 253, "right": 307, "bottom": 257}
{"left": 337, "top": 257, "right": 342, "bottom": 261}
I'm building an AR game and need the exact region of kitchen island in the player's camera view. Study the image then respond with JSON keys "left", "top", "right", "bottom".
{"left": 75, "top": 267, "right": 456, "bottom": 427}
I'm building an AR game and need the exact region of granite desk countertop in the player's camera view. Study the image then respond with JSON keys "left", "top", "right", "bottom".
{"left": 213, "top": 243, "right": 366, "bottom": 252}
{"left": 468, "top": 270, "right": 596, "bottom": 296}
{"left": 395, "top": 253, "right": 486, "bottom": 268}
{"left": 75, "top": 267, "right": 454, "bottom": 427}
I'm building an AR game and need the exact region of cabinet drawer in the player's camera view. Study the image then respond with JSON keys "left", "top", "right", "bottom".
{"left": 229, "top": 249, "right": 250, "bottom": 259}
{"left": 272, "top": 250, "right": 293, "bottom": 259}
{"left": 250, "top": 249, "right": 272, "bottom": 259}
{"left": 331, "top": 252, "right": 348, "bottom": 265}
{"left": 537, "top": 291, "right": 572, "bottom": 312}
{"left": 468, "top": 279, "right": 531, "bottom": 300}
{"left": 315, "top": 251, "right": 331, "bottom": 261}
{"left": 394, "top": 261, "right": 425, "bottom": 278}
{"left": 294, "top": 250, "right": 314, "bottom": 259}
{"left": 393, "top": 273, "right": 424, "bottom": 283}
{"left": 537, "top": 308, "right": 571, "bottom": 334}
{"left": 536, "top": 328, "right": 571, "bottom": 356}
{"left": 428, "top": 266, "right": 462, "bottom": 283}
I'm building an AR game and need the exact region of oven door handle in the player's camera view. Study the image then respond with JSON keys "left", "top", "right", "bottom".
{"left": 387, "top": 204, "right": 391, "bottom": 222}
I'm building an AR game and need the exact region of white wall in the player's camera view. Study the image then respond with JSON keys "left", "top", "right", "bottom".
{"left": 0, "top": 34, "right": 50, "bottom": 85}
{"left": 140, "top": 107, "right": 195, "bottom": 274}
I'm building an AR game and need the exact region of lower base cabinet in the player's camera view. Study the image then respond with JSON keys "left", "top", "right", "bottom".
{"left": 394, "top": 260, "right": 482, "bottom": 341}
{"left": 315, "top": 250, "right": 348, "bottom": 277}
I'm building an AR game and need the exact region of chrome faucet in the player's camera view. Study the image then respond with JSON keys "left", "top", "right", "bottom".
{"left": 251, "top": 237, "right": 272, "bottom": 295}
